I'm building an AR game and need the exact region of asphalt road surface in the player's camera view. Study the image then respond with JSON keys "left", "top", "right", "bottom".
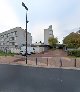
{"left": 0, "top": 64, "right": 80, "bottom": 92}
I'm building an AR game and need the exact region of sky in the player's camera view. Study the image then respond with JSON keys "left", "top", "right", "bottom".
{"left": 0, "top": 0, "right": 80, "bottom": 43}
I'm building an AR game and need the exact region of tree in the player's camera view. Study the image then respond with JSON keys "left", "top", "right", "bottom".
{"left": 63, "top": 32, "right": 80, "bottom": 48}
{"left": 48, "top": 36, "right": 58, "bottom": 47}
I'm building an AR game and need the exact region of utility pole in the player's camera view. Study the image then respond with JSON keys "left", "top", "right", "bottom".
{"left": 22, "top": 2, "right": 28, "bottom": 64}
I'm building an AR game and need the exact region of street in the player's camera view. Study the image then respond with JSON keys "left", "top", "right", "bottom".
{"left": 0, "top": 64, "right": 80, "bottom": 92}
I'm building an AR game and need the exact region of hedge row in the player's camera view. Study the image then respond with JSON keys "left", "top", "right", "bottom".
{"left": 67, "top": 50, "right": 80, "bottom": 57}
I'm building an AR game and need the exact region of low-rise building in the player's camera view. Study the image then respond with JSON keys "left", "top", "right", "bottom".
{"left": 31, "top": 42, "right": 51, "bottom": 53}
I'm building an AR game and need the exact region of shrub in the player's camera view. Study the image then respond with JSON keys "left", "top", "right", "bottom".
{"left": 67, "top": 50, "right": 80, "bottom": 57}
{"left": 0, "top": 50, "right": 15, "bottom": 56}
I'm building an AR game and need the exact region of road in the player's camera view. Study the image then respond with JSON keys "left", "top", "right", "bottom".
{"left": 0, "top": 64, "right": 80, "bottom": 92}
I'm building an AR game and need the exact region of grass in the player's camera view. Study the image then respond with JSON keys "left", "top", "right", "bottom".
{"left": 0, "top": 50, "right": 15, "bottom": 56}
{"left": 68, "top": 55, "right": 80, "bottom": 58}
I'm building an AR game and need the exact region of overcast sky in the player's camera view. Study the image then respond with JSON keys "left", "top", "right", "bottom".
{"left": 0, "top": 0, "right": 80, "bottom": 43}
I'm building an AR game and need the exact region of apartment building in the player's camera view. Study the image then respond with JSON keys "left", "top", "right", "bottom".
{"left": 44, "top": 25, "right": 53, "bottom": 45}
{"left": 0, "top": 27, "right": 32, "bottom": 53}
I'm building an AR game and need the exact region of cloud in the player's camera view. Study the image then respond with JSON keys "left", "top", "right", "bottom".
{"left": 0, "top": 0, "right": 80, "bottom": 44}
{"left": 31, "top": 21, "right": 60, "bottom": 43}
{"left": 27, "top": 0, "right": 80, "bottom": 43}
{"left": 0, "top": 0, "right": 20, "bottom": 32}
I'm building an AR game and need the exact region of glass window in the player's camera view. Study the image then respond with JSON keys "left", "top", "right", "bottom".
{"left": 12, "top": 42, "right": 15, "bottom": 45}
{"left": 7, "top": 33, "right": 10, "bottom": 37}
{"left": 14, "top": 31, "right": 17, "bottom": 35}
{"left": 9, "top": 37, "right": 14, "bottom": 41}
{"left": 1, "top": 35, "right": 4, "bottom": 38}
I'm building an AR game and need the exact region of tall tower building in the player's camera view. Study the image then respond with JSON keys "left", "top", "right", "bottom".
{"left": 44, "top": 25, "right": 53, "bottom": 45}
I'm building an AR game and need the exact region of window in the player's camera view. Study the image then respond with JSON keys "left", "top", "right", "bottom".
{"left": 7, "top": 33, "right": 10, "bottom": 37}
{"left": 12, "top": 42, "right": 15, "bottom": 45}
{"left": 15, "top": 45, "right": 18, "bottom": 48}
{"left": 12, "top": 37, "right": 14, "bottom": 40}
{"left": 9, "top": 37, "right": 15, "bottom": 41}
{"left": 15, "top": 43, "right": 18, "bottom": 45}
{"left": 9, "top": 42, "right": 15, "bottom": 45}
{"left": 11, "top": 32, "right": 13, "bottom": 35}
{"left": 1, "top": 35, "right": 4, "bottom": 38}
{"left": 4, "top": 34, "right": 6, "bottom": 37}
{"left": 7, "top": 41, "right": 9, "bottom": 45}
{"left": 14, "top": 31, "right": 17, "bottom": 35}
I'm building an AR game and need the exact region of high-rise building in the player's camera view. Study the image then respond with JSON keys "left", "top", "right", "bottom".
{"left": 44, "top": 25, "right": 53, "bottom": 45}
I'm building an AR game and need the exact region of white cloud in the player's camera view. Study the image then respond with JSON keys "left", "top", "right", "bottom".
{"left": 28, "top": 0, "right": 80, "bottom": 44}
{"left": 0, "top": 0, "right": 20, "bottom": 32}
{"left": 0, "top": 0, "right": 80, "bottom": 44}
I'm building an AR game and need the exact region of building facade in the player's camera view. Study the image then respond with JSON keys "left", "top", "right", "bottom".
{"left": 76, "top": 27, "right": 80, "bottom": 34}
{"left": 0, "top": 27, "right": 32, "bottom": 53}
{"left": 31, "top": 42, "right": 51, "bottom": 53}
{"left": 44, "top": 25, "right": 53, "bottom": 45}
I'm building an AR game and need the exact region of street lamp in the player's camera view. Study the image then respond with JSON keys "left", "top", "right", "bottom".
{"left": 22, "top": 2, "right": 28, "bottom": 64}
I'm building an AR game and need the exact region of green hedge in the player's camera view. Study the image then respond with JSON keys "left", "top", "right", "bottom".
{"left": 0, "top": 50, "right": 15, "bottom": 56}
{"left": 67, "top": 50, "right": 80, "bottom": 57}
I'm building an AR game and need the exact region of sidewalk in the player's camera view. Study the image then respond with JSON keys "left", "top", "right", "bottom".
{"left": 0, "top": 56, "right": 80, "bottom": 70}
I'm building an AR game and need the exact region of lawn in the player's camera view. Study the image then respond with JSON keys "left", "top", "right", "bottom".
{"left": 0, "top": 50, "right": 15, "bottom": 56}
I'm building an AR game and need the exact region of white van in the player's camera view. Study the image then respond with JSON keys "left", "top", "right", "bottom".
{"left": 20, "top": 46, "right": 32, "bottom": 55}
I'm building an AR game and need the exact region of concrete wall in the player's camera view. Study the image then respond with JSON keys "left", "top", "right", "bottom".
{"left": 11, "top": 48, "right": 20, "bottom": 53}
{"left": 33, "top": 47, "right": 44, "bottom": 53}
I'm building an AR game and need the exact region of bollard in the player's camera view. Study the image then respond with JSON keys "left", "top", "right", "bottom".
{"left": 36, "top": 58, "right": 37, "bottom": 65}
{"left": 47, "top": 58, "right": 48, "bottom": 66}
{"left": 74, "top": 58, "right": 76, "bottom": 67}
{"left": 60, "top": 58, "right": 62, "bottom": 67}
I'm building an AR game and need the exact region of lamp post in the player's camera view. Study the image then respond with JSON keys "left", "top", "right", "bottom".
{"left": 22, "top": 2, "right": 28, "bottom": 64}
